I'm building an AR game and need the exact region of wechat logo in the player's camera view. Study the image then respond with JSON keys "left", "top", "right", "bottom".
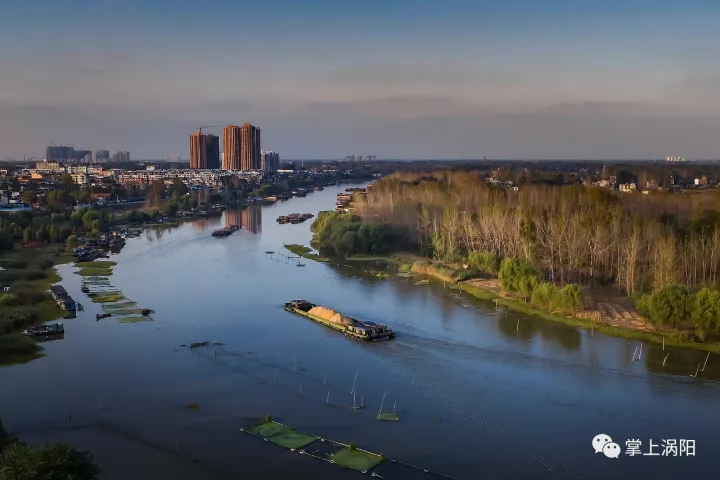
{"left": 593, "top": 434, "right": 620, "bottom": 459}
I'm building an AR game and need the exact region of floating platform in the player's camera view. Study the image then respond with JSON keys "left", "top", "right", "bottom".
{"left": 240, "top": 420, "right": 457, "bottom": 478}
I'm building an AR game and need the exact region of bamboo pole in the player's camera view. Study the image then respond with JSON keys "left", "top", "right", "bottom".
{"left": 702, "top": 352, "right": 710, "bottom": 371}
{"left": 662, "top": 353, "right": 669, "bottom": 366}
{"left": 377, "top": 391, "right": 386, "bottom": 418}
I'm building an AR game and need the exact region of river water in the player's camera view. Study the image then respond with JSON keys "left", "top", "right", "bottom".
{"left": 1, "top": 184, "right": 719, "bottom": 480}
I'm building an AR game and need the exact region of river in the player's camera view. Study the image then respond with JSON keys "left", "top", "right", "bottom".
{"left": 1, "top": 184, "right": 719, "bottom": 480}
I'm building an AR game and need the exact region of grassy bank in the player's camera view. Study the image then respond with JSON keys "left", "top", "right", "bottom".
{"left": 282, "top": 245, "right": 414, "bottom": 267}
{"left": 74, "top": 260, "right": 117, "bottom": 277}
{"left": 0, "top": 246, "right": 72, "bottom": 364}
{"left": 283, "top": 244, "right": 330, "bottom": 262}
{"left": 411, "top": 260, "right": 720, "bottom": 354}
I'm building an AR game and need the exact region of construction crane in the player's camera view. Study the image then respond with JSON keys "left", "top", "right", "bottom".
{"left": 196, "top": 125, "right": 221, "bottom": 135}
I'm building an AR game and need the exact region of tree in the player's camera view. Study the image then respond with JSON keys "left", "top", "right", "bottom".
{"left": 66, "top": 235, "right": 79, "bottom": 248}
{"left": 691, "top": 287, "right": 720, "bottom": 340}
{"left": 21, "top": 190, "right": 37, "bottom": 205}
{"left": 646, "top": 284, "right": 693, "bottom": 328}
{"left": 0, "top": 416, "right": 100, "bottom": 479}
{"left": 0, "top": 443, "right": 100, "bottom": 480}
{"left": 170, "top": 178, "right": 188, "bottom": 198}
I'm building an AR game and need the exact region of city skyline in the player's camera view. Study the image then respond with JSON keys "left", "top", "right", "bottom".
{"left": 2, "top": 1, "right": 720, "bottom": 159}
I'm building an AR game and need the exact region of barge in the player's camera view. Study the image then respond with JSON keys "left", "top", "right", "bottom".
{"left": 284, "top": 300, "right": 395, "bottom": 341}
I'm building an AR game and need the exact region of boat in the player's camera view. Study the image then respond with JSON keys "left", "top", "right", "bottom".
{"left": 211, "top": 229, "right": 231, "bottom": 237}
{"left": 81, "top": 285, "right": 90, "bottom": 294}
{"left": 283, "top": 300, "right": 395, "bottom": 341}
{"left": 96, "top": 312, "right": 112, "bottom": 320}
{"left": 22, "top": 323, "right": 64, "bottom": 336}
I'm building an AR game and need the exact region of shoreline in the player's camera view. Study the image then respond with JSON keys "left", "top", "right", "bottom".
{"left": 283, "top": 244, "right": 720, "bottom": 355}
{"left": 0, "top": 246, "right": 72, "bottom": 365}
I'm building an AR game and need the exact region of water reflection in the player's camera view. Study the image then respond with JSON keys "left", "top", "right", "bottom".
{"left": 224, "top": 208, "right": 242, "bottom": 229}
{"left": 242, "top": 206, "right": 262, "bottom": 234}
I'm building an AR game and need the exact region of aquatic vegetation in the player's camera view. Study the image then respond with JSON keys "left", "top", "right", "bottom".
{"left": 0, "top": 334, "right": 43, "bottom": 366}
{"left": 283, "top": 244, "right": 330, "bottom": 262}
{"left": 76, "top": 267, "right": 113, "bottom": 277}
{"left": 75, "top": 261, "right": 117, "bottom": 268}
{"left": 414, "top": 279, "right": 431, "bottom": 285}
{"left": 91, "top": 293, "right": 125, "bottom": 303}
{"left": 377, "top": 412, "right": 400, "bottom": 421}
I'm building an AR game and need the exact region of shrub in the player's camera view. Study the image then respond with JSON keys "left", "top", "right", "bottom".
{"left": 0, "top": 294, "right": 20, "bottom": 307}
{"left": 467, "top": 251, "right": 499, "bottom": 274}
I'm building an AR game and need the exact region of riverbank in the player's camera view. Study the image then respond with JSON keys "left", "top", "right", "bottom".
{"left": 0, "top": 246, "right": 72, "bottom": 364}
{"left": 412, "top": 261, "right": 720, "bottom": 355}
{"left": 283, "top": 242, "right": 720, "bottom": 354}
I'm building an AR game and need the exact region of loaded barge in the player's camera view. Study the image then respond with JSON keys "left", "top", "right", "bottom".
{"left": 284, "top": 300, "right": 395, "bottom": 341}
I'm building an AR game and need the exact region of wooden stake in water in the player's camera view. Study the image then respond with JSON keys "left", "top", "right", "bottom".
{"left": 393, "top": 398, "right": 397, "bottom": 413}
{"left": 638, "top": 342, "right": 643, "bottom": 360}
{"left": 694, "top": 362, "right": 701, "bottom": 378}
{"left": 299, "top": 385, "right": 303, "bottom": 395}
{"left": 516, "top": 319, "right": 519, "bottom": 332}
{"left": 702, "top": 352, "right": 710, "bottom": 371}
{"left": 378, "top": 391, "right": 386, "bottom": 418}
{"left": 662, "top": 334, "right": 665, "bottom": 351}
{"left": 631, "top": 346, "right": 638, "bottom": 362}
{"left": 351, "top": 370, "right": 358, "bottom": 395}
{"left": 662, "top": 353, "right": 670, "bottom": 366}
{"left": 293, "top": 357, "right": 297, "bottom": 372}
{"left": 326, "top": 391, "right": 330, "bottom": 404}
{"left": 361, "top": 396, "right": 364, "bottom": 408}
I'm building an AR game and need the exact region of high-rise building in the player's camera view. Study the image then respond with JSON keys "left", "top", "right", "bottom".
{"left": 190, "top": 132, "right": 220, "bottom": 169}
{"left": 111, "top": 151, "right": 130, "bottom": 162}
{"left": 223, "top": 125, "right": 242, "bottom": 170}
{"left": 190, "top": 132, "right": 204, "bottom": 169}
{"left": 261, "top": 151, "right": 279, "bottom": 174}
{"left": 46, "top": 145, "right": 74, "bottom": 162}
{"left": 205, "top": 134, "right": 220, "bottom": 169}
{"left": 240, "top": 123, "right": 261, "bottom": 170}
{"left": 95, "top": 150, "right": 110, "bottom": 162}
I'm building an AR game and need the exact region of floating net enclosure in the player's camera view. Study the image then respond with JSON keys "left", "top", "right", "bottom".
{"left": 330, "top": 446, "right": 383, "bottom": 473}
{"left": 243, "top": 421, "right": 318, "bottom": 451}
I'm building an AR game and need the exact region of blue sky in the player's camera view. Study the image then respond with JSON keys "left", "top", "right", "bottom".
{"left": 1, "top": 0, "right": 720, "bottom": 160}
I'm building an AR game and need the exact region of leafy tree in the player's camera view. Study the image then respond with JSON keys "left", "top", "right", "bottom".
{"left": 691, "top": 287, "right": 720, "bottom": 341}
{"left": 467, "top": 251, "right": 499, "bottom": 274}
{"left": 66, "top": 235, "right": 79, "bottom": 247}
{"left": 558, "top": 284, "right": 583, "bottom": 314}
{"left": 645, "top": 284, "right": 693, "bottom": 328}
{"left": 531, "top": 282, "right": 557, "bottom": 310}
{"left": 170, "top": 178, "right": 188, "bottom": 198}
{"left": 0, "top": 443, "right": 100, "bottom": 480}
{"left": 21, "top": 190, "right": 37, "bottom": 205}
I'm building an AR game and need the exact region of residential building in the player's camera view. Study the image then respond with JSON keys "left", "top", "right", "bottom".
{"left": 223, "top": 125, "right": 242, "bottom": 170}
{"left": 95, "top": 150, "right": 110, "bottom": 162}
{"left": 240, "top": 123, "right": 261, "bottom": 170}
{"left": 46, "top": 145, "right": 74, "bottom": 162}
{"left": 261, "top": 151, "right": 279, "bottom": 174}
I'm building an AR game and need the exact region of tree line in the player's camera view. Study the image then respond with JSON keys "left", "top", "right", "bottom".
{"left": 355, "top": 171, "right": 720, "bottom": 339}
{"left": 1, "top": 415, "right": 100, "bottom": 479}
{"left": 0, "top": 208, "right": 114, "bottom": 253}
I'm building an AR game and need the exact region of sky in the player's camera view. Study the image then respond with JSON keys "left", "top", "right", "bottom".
{"left": 2, "top": 0, "right": 720, "bottom": 160}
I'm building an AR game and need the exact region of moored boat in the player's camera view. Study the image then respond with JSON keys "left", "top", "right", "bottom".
{"left": 22, "top": 323, "right": 64, "bottom": 336}
{"left": 283, "top": 300, "right": 395, "bottom": 341}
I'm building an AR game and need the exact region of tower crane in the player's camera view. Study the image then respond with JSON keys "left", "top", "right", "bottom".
{"left": 196, "top": 125, "right": 221, "bottom": 135}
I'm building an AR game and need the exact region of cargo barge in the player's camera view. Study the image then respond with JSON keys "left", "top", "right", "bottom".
{"left": 284, "top": 300, "right": 395, "bottom": 341}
